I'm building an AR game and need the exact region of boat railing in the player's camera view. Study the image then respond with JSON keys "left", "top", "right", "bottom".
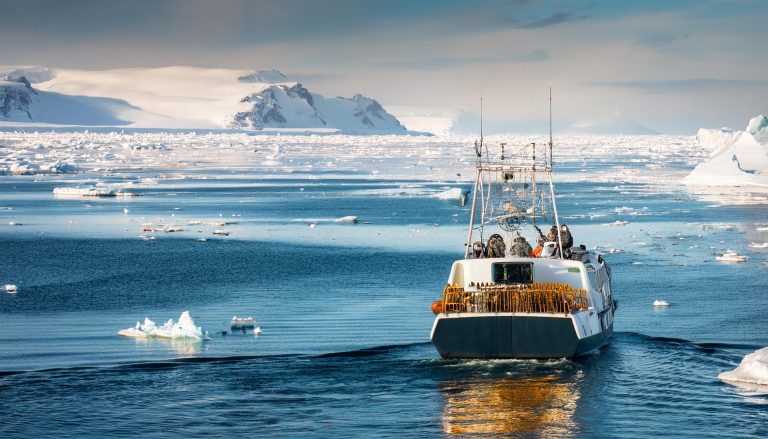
{"left": 440, "top": 282, "right": 588, "bottom": 315}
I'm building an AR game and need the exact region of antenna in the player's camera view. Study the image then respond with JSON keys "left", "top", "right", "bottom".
{"left": 480, "top": 96, "right": 484, "bottom": 148}
{"left": 548, "top": 87, "right": 553, "bottom": 168}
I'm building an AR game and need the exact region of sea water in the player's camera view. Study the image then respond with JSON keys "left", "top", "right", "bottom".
{"left": 1, "top": 133, "right": 767, "bottom": 437}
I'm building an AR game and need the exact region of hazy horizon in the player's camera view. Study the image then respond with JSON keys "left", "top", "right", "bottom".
{"left": 2, "top": 0, "right": 767, "bottom": 134}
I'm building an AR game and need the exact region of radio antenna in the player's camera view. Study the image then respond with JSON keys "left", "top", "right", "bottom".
{"left": 480, "top": 96, "right": 484, "bottom": 148}
{"left": 548, "top": 87, "right": 553, "bottom": 168}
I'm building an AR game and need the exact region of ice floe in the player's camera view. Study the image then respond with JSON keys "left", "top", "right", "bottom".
{"left": 53, "top": 187, "right": 139, "bottom": 197}
{"left": 118, "top": 311, "right": 204, "bottom": 340}
{"left": 719, "top": 347, "right": 768, "bottom": 387}
{"left": 715, "top": 251, "right": 749, "bottom": 263}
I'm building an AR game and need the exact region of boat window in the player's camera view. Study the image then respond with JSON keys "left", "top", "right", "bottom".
{"left": 492, "top": 262, "right": 534, "bottom": 284}
{"left": 587, "top": 266, "right": 598, "bottom": 289}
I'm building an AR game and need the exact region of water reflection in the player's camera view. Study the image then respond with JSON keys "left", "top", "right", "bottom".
{"left": 440, "top": 372, "right": 581, "bottom": 436}
{"left": 129, "top": 337, "right": 204, "bottom": 356}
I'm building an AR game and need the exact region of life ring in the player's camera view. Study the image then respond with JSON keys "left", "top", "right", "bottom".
{"left": 431, "top": 300, "right": 443, "bottom": 315}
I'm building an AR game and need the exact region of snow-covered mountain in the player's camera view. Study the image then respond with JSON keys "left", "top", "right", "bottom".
{"left": 0, "top": 66, "right": 408, "bottom": 133}
{"left": 564, "top": 110, "right": 658, "bottom": 135}
{"left": 230, "top": 83, "right": 406, "bottom": 132}
{"left": 0, "top": 75, "right": 136, "bottom": 125}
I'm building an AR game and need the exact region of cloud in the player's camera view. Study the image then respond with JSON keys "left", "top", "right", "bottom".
{"left": 395, "top": 50, "right": 550, "bottom": 70}
{"left": 518, "top": 11, "right": 575, "bottom": 29}
{"left": 589, "top": 78, "right": 768, "bottom": 94}
{"left": 631, "top": 33, "right": 691, "bottom": 50}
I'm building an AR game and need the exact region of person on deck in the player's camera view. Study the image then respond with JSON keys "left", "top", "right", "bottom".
{"left": 485, "top": 234, "right": 506, "bottom": 258}
{"left": 530, "top": 238, "right": 544, "bottom": 257}
{"left": 546, "top": 225, "right": 558, "bottom": 243}
{"left": 560, "top": 225, "right": 573, "bottom": 250}
{"left": 511, "top": 235, "right": 533, "bottom": 257}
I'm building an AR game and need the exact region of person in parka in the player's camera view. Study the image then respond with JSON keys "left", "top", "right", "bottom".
{"left": 485, "top": 234, "right": 506, "bottom": 258}
{"left": 560, "top": 225, "right": 573, "bottom": 250}
{"left": 510, "top": 234, "right": 533, "bottom": 257}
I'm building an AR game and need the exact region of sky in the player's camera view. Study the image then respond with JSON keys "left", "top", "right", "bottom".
{"left": 2, "top": 0, "right": 767, "bottom": 134}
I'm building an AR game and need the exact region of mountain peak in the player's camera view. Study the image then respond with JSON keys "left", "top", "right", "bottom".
{"left": 237, "top": 69, "right": 289, "bottom": 84}
{"left": 566, "top": 110, "right": 658, "bottom": 135}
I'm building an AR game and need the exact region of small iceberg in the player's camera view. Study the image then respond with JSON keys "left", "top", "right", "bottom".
{"left": 434, "top": 188, "right": 469, "bottom": 205}
{"left": 4, "top": 284, "right": 17, "bottom": 293}
{"left": 118, "top": 311, "right": 204, "bottom": 340}
{"left": 653, "top": 300, "right": 670, "bottom": 307}
{"left": 719, "top": 347, "right": 768, "bottom": 388}
{"left": 716, "top": 251, "right": 749, "bottom": 262}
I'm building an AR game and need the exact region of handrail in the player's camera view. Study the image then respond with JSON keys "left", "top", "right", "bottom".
{"left": 441, "top": 282, "right": 588, "bottom": 315}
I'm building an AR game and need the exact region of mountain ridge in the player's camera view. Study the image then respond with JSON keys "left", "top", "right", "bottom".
{"left": 0, "top": 66, "right": 409, "bottom": 134}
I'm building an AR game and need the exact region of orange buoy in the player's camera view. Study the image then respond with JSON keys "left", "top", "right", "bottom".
{"left": 431, "top": 300, "right": 443, "bottom": 315}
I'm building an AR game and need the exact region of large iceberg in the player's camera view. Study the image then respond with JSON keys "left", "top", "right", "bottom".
{"left": 684, "top": 115, "right": 768, "bottom": 188}
{"left": 118, "top": 311, "right": 204, "bottom": 340}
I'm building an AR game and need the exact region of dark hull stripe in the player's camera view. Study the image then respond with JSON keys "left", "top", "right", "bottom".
{"left": 431, "top": 315, "right": 612, "bottom": 359}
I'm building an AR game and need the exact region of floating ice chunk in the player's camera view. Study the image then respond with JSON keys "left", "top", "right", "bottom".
{"left": 434, "top": 188, "right": 469, "bottom": 202}
{"left": 652, "top": 300, "right": 670, "bottom": 307}
{"left": 719, "top": 347, "right": 768, "bottom": 387}
{"left": 118, "top": 311, "right": 203, "bottom": 340}
{"left": 53, "top": 187, "right": 114, "bottom": 197}
{"left": 4, "top": 284, "right": 17, "bottom": 293}
{"left": 716, "top": 251, "right": 749, "bottom": 262}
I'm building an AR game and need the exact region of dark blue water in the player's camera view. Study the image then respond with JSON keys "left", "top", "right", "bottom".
{"left": 2, "top": 170, "right": 768, "bottom": 437}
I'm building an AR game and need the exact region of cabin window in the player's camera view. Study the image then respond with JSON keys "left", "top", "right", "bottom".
{"left": 492, "top": 262, "right": 534, "bottom": 284}
{"left": 587, "top": 267, "right": 598, "bottom": 290}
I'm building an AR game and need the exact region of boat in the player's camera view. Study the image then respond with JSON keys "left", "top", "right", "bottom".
{"left": 231, "top": 316, "right": 255, "bottom": 329}
{"left": 653, "top": 300, "right": 670, "bottom": 307}
{"left": 715, "top": 251, "right": 748, "bottom": 262}
{"left": 4, "top": 284, "right": 17, "bottom": 293}
{"left": 429, "top": 108, "right": 617, "bottom": 359}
